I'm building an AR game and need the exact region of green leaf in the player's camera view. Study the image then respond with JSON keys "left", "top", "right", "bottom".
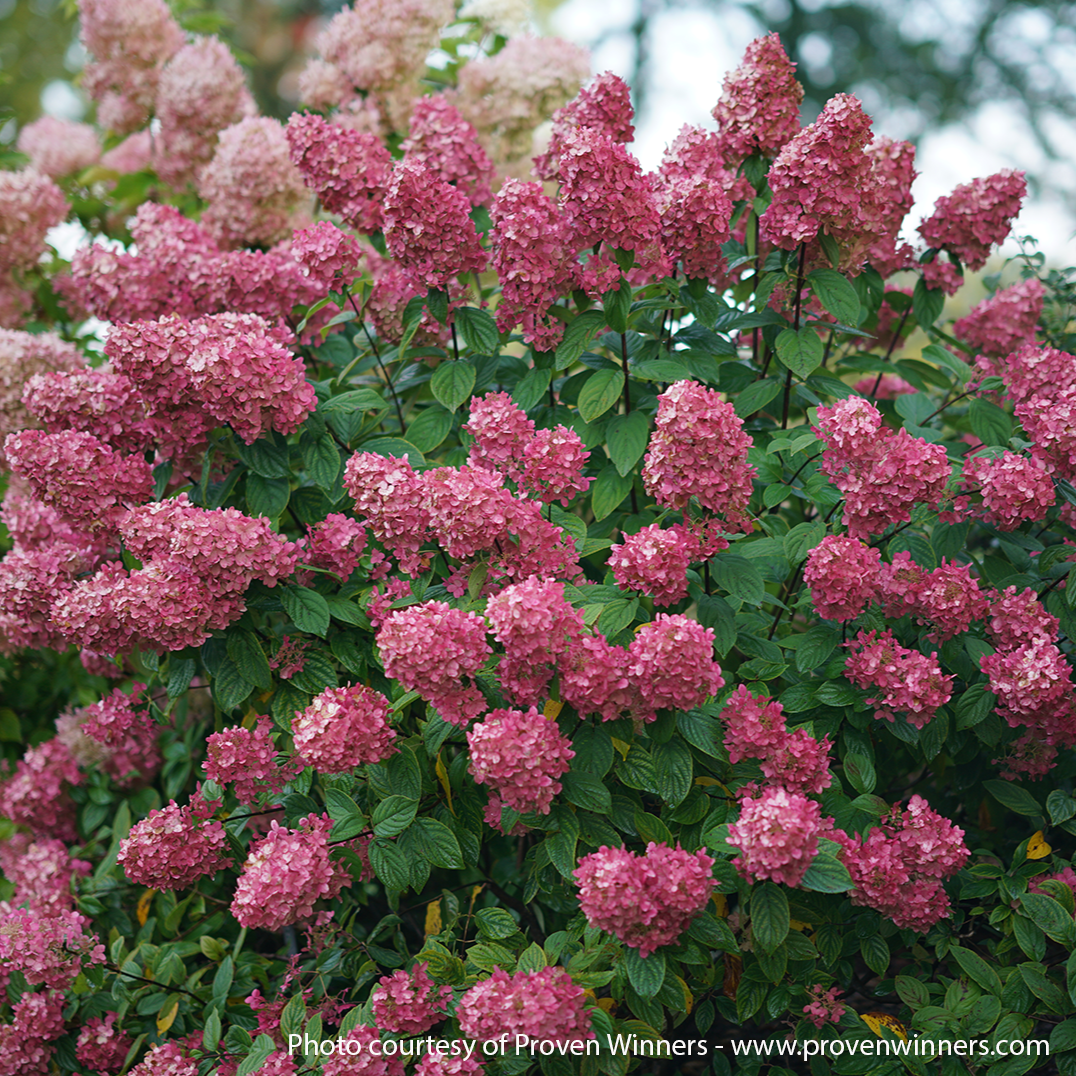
{"left": 1048, "top": 790, "right": 1076, "bottom": 825}
{"left": 956, "top": 683, "right": 997, "bottom": 730}
{"left": 733, "top": 377, "right": 783, "bottom": 418}
{"left": 281, "top": 586, "right": 331, "bottom": 638}
{"left": 800, "top": 853, "right": 853, "bottom": 893}
{"left": 1018, "top": 962, "right": 1068, "bottom": 1013}
{"left": 212, "top": 657, "right": 252, "bottom": 714}
{"left": 623, "top": 947, "right": 665, "bottom": 998}
{"left": 775, "top": 326, "right": 824, "bottom": 379}
{"left": 301, "top": 431, "right": 342, "bottom": 491}
{"left": 555, "top": 310, "right": 605, "bottom": 370}
{"left": 860, "top": 935, "right": 890, "bottom": 976}
{"left": 357, "top": 436, "right": 426, "bottom": 468}
{"left": 984, "top": 779, "right": 1041, "bottom": 818}
{"left": 808, "top": 268, "right": 861, "bottom": 326}
{"left": 318, "top": 388, "right": 388, "bottom": 415}
{"left": 631, "top": 359, "right": 690, "bottom": 382}
{"left": 237, "top": 1034, "right": 276, "bottom": 1076}
{"left": 602, "top": 279, "right": 632, "bottom": 334}
{"left": 405, "top": 406, "right": 453, "bottom": 453}
{"left": 951, "top": 945, "right": 1003, "bottom": 996}
{"left": 751, "top": 883, "right": 790, "bottom": 954}
{"left": 455, "top": 306, "right": 500, "bottom": 354}
{"left": 1051, "top": 1019, "right": 1076, "bottom": 1053}
{"left": 922, "top": 343, "right": 974, "bottom": 385}
{"left": 796, "top": 623, "right": 839, "bottom": 670}
{"left": 590, "top": 464, "right": 633, "bottom": 520}
{"left": 511, "top": 367, "right": 552, "bottom": 413}
{"left": 913, "top": 276, "right": 946, "bottom": 329}
{"left": 245, "top": 474, "right": 290, "bottom": 520}
{"left": 371, "top": 795, "right": 419, "bottom": 838}
{"left": 653, "top": 738, "right": 693, "bottom": 806}
{"left": 969, "top": 397, "right": 1013, "bottom": 447}
{"left": 605, "top": 411, "right": 650, "bottom": 477}
{"left": 1020, "top": 894, "right": 1075, "bottom": 944}
{"left": 369, "top": 837, "right": 410, "bottom": 891}
{"left": 324, "top": 790, "right": 366, "bottom": 842}
{"left": 226, "top": 630, "right": 272, "bottom": 691}
{"left": 431, "top": 361, "right": 476, "bottom": 413}
{"left": 413, "top": 817, "right": 464, "bottom": 868}
{"left": 709, "top": 554, "right": 765, "bottom": 606}
{"left": 166, "top": 658, "right": 196, "bottom": 700}
{"left": 896, "top": 975, "right": 930, "bottom": 1009}
{"left": 560, "top": 771, "right": 612, "bottom": 814}
{"left": 234, "top": 436, "right": 290, "bottom": 478}
{"left": 476, "top": 908, "right": 519, "bottom": 940}
{"left": 577, "top": 368, "right": 623, "bottom": 424}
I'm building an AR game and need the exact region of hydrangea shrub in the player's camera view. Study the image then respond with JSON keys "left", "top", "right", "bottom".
{"left": 2, "top": 3, "right": 1076, "bottom": 1074}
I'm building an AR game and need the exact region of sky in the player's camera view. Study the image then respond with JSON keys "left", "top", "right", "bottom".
{"left": 550, "top": 0, "right": 1076, "bottom": 268}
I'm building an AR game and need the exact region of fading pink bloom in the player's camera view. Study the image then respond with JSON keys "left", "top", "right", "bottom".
{"left": 16, "top": 116, "right": 100, "bottom": 178}
{"left": 728, "top": 786, "right": 821, "bottom": 888}
{"left": 955, "top": 277, "right": 1043, "bottom": 359}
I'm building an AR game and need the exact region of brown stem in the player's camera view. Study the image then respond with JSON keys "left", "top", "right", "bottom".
{"left": 345, "top": 289, "right": 407, "bottom": 435}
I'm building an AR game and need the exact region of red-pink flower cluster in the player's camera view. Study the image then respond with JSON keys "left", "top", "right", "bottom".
{"left": 609, "top": 523, "right": 701, "bottom": 608}
{"left": 0, "top": 169, "right": 68, "bottom": 277}
{"left": 0, "top": 906, "right": 104, "bottom": 988}
{"left": 285, "top": 112, "right": 392, "bottom": 233}
{"left": 643, "top": 380, "right": 756, "bottom": 530}
{"left": 344, "top": 453, "right": 431, "bottom": 575}
{"left": 231, "top": 814, "right": 349, "bottom": 931}
{"left": 657, "top": 174, "right": 733, "bottom": 281}
{"left": 76, "top": 1012, "right": 133, "bottom": 1075}
{"left": 383, "top": 159, "right": 489, "bottom": 291}
{"left": 863, "top": 136, "right": 917, "bottom": 275}
{"left": 371, "top": 962, "right": 453, "bottom": 1034}
{"left": 804, "top": 534, "right": 882, "bottom": 621}
{"left": 402, "top": 95, "right": 495, "bottom": 207}
{"left": 814, "top": 396, "right": 950, "bottom": 538}
{"left": 378, "top": 602, "right": 491, "bottom": 726}
{"left": 0, "top": 835, "right": 89, "bottom": 915}
{"left": 320, "top": 1025, "right": 404, "bottom": 1076}
{"left": 712, "top": 33, "right": 803, "bottom": 165}
{"left": 918, "top": 170, "right": 1027, "bottom": 273}
{"left": 956, "top": 277, "right": 1044, "bottom": 358}
{"left": 720, "top": 686, "right": 832, "bottom": 795}
{"left": 292, "top": 222, "right": 363, "bottom": 289}
{"left": 118, "top": 801, "right": 230, "bottom": 890}
{"left": 467, "top": 706, "right": 574, "bottom": 814}
{"left": 728, "top": 786, "right": 822, "bottom": 888}
{"left": 957, "top": 451, "right": 1055, "bottom": 531}
{"left": 17, "top": 117, "right": 99, "bottom": 180}
{"left": 293, "top": 684, "right": 397, "bottom": 774}
{"left": 205, "top": 716, "right": 288, "bottom": 805}
{"left": 629, "top": 614, "right": 724, "bottom": 719}
{"left": 0, "top": 739, "right": 82, "bottom": 841}
{"left": 803, "top": 985, "right": 846, "bottom": 1029}
{"left": 302, "top": 513, "right": 368, "bottom": 581}
{"left": 456, "top": 966, "right": 594, "bottom": 1044}
{"left": 837, "top": 795, "right": 968, "bottom": 931}
{"left": 127, "top": 1041, "right": 199, "bottom": 1076}
{"left": 573, "top": 842, "right": 714, "bottom": 956}
{"left": 844, "top": 629, "right": 953, "bottom": 729}
{"left": 520, "top": 427, "right": 593, "bottom": 505}
{"left": 0, "top": 990, "right": 67, "bottom": 1076}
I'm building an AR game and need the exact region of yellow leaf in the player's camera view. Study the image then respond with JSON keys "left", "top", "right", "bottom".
{"left": 583, "top": 989, "right": 596, "bottom": 1003}
{"left": 136, "top": 888, "right": 155, "bottom": 927}
{"left": 695, "top": 776, "right": 721, "bottom": 787}
{"left": 712, "top": 893, "right": 728, "bottom": 918}
{"left": 435, "top": 752, "right": 454, "bottom": 815}
{"left": 676, "top": 975, "right": 693, "bottom": 1014}
{"left": 610, "top": 738, "right": 631, "bottom": 760}
{"left": 543, "top": 699, "right": 564, "bottom": 721}
{"left": 241, "top": 709, "right": 258, "bottom": 729}
{"left": 424, "top": 900, "right": 442, "bottom": 937}
{"left": 157, "top": 999, "right": 179, "bottom": 1035}
{"left": 790, "top": 919, "right": 813, "bottom": 932}
{"left": 1028, "top": 831, "right": 1052, "bottom": 860}
{"left": 597, "top": 997, "right": 617, "bottom": 1015}
{"left": 860, "top": 1012, "right": 907, "bottom": 1041}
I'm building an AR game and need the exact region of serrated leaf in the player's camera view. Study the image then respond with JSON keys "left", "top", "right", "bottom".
{"left": 455, "top": 306, "right": 500, "bottom": 354}
{"left": 751, "top": 883, "right": 789, "bottom": 954}
{"left": 590, "top": 464, "right": 633, "bottom": 520}
{"left": 969, "top": 397, "right": 1013, "bottom": 447}
{"left": 371, "top": 795, "right": 418, "bottom": 838}
{"left": 226, "top": 630, "right": 272, "bottom": 691}
{"left": 281, "top": 586, "right": 331, "bottom": 638}
{"left": 951, "top": 945, "right": 1003, "bottom": 996}
{"left": 801, "top": 853, "right": 853, "bottom": 893}
{"left": 808, "top": 268, "right": 861, "bottom": 326}
{"left": 984, "top": 779, "right": 1041, "bottom": 818}
{"left": 709, "top": 554, "right": 765, "bottom": 605}
{"left": 511, "top": 367, "right": 552, "bottom": 412}
{"left": 734, "top": 377, "right": 783, "bottom": 418}
{"left": 212, "top": 657, "right": 253, "bottom": 713}
{"left": 405, "top": 406, "right": 453, "bottom": 453}
{"left": 653, "top": 738, "right": 693, "bottom": 806}
{"left": 913, "top": 276, "right": 946, "bottom": 329}
{"left": 555, "top": 309, "right": 605, "bottom": 370}
{"left": 560, "top": 771, "right": 612, "bottom": 814}
{"left": 431, "top": 361, "right": 476, "bottom": 413}
{"left": 369, "top": 838, "right": 410, "bottom": 891}
{"left": 624, "top": 947, "right": 665, "bottom": 998}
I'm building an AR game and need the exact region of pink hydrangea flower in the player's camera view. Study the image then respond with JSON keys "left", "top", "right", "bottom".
{"left": 844, "top": 629, "right": 953, "bottom": 729}
{"left": 803, "top": 534, "right": 882, "bottom": 621}
{"left": 955, "top": 277, "right": 1044, "bottom": 358}
{"left": 464, "top": 392, "right": 536, "bottom": 479}
{"left": 986, "top": 586, "right": 1058, "bottom": 651}
{"left": 402, "top": 94, "right": 495, "bottom": 207}
{"left": 457, "top": 966, "right": 594, "bottom": 1044}
{"left": 205, "top": 717, "right": 288, "bottom": 805}
{"left": 76, "top": 1012, "right": 133, "bottom": 1074}
{"left": 917, "top": 170, "right": 1027, "bottom": 273}
{"left": 608, "top": 523, "right": 699, "bottom": 608}
{"left": 485, "top": 576, "right": 583, "bottom": 707}
{"left": 712, "top": 34, "right": 803, "bottom": 165}
{"left": 118, "top": 801, "right": 230, "bottom": 890}
{"left": 574, "top": 842, "right": 714, "bottom": 956}
{"left": 302, "top": 513, "right": 367, "bottom": 581}
{"left": 814, "top": 396, "right": 951, "bottom": 538}
{"left": 1016, "top": 389, "right": 1076, "bottom": 479}
{"left": 127, "top": 1041, "right": 199, "bottom": 1076}
{"left": 992, "top": 343, "right": 1076, "bottom": 407}
{"left": 293, "top": 684, "right": 397, "bottom": 774}
{"left": 657, "top": 174, "right": 734, "bottom": 282}
{"left": 344, "top": 452, "right": 431, "bottom": 575}
{"left": 803, "top": 985, "right": 846, "bottom": 1028}
{"left": 533, "top": 70, "right": 635, "bottom": 180}
{"left": 292, "top": 222, "right": 363, "bottom": 289}
{"left": 371, "top": 962, "right": 452, "bottom": 1034}
{"left": 16, "top": 116, "right": 100, "bottom": 178}
{"left": 383, "top": 158, "right": 489, "bottom": 291}
{"left": 728, "top": 786, "right": 822, "bottom": 888}
{"left": 285, "top": 112, "right": 392, "bottom": 233}
{"left": 642, "top": 380, "right": 757, "bottom": 530}
{"left": 981, "top": 639, "right": 1076, "bottom": 747}
{"left": 838, "top": 795, "right": 968, "bottom": 931}
{"left": 489, "top": 180, "right": 579, "bottom": 352}
{"left": 0, "top": 738, "right": 82, "bottom": 841}
{"left": 377, "top": 602, "right": 491, "bottom": 726}
{"left": 863, "top": 136, "right": 918, "bottom": 276}
{"left": 320, "top": 1025, "right": 405, "bottom": 1076}
{"left": 0, "top": 169, "right": 68, "bottom": 276}
{"left": 231, "top": 814, "right": 348, "bottom": 931}
{"left": 467, "top": 706, "right": 574, "bottom": 814}
{"left": 154, "top": 37, "right": 256, "bottom": 188}
{"left": 520, "top": 426, "right": 592, "bottom": 505}
{"left": 0, "top": 835, "right": 89, "bottom": 915}
{"left": 0, "top": 906, "right": 104, "bottom": 988}
{"left": 415, "top": 1053, "right": 485, "bottom": 1076}
{"left": 558, "top": 633, "right": 636, "bottom": 723}
{"left": 852, "top": 373, "right": 916, "bottom": 399}
{"left": 627, "top": 614, "right": 724, "bottom": 719}
{"left": 0, "top": 990, "right": 67, "bottom": 1076}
